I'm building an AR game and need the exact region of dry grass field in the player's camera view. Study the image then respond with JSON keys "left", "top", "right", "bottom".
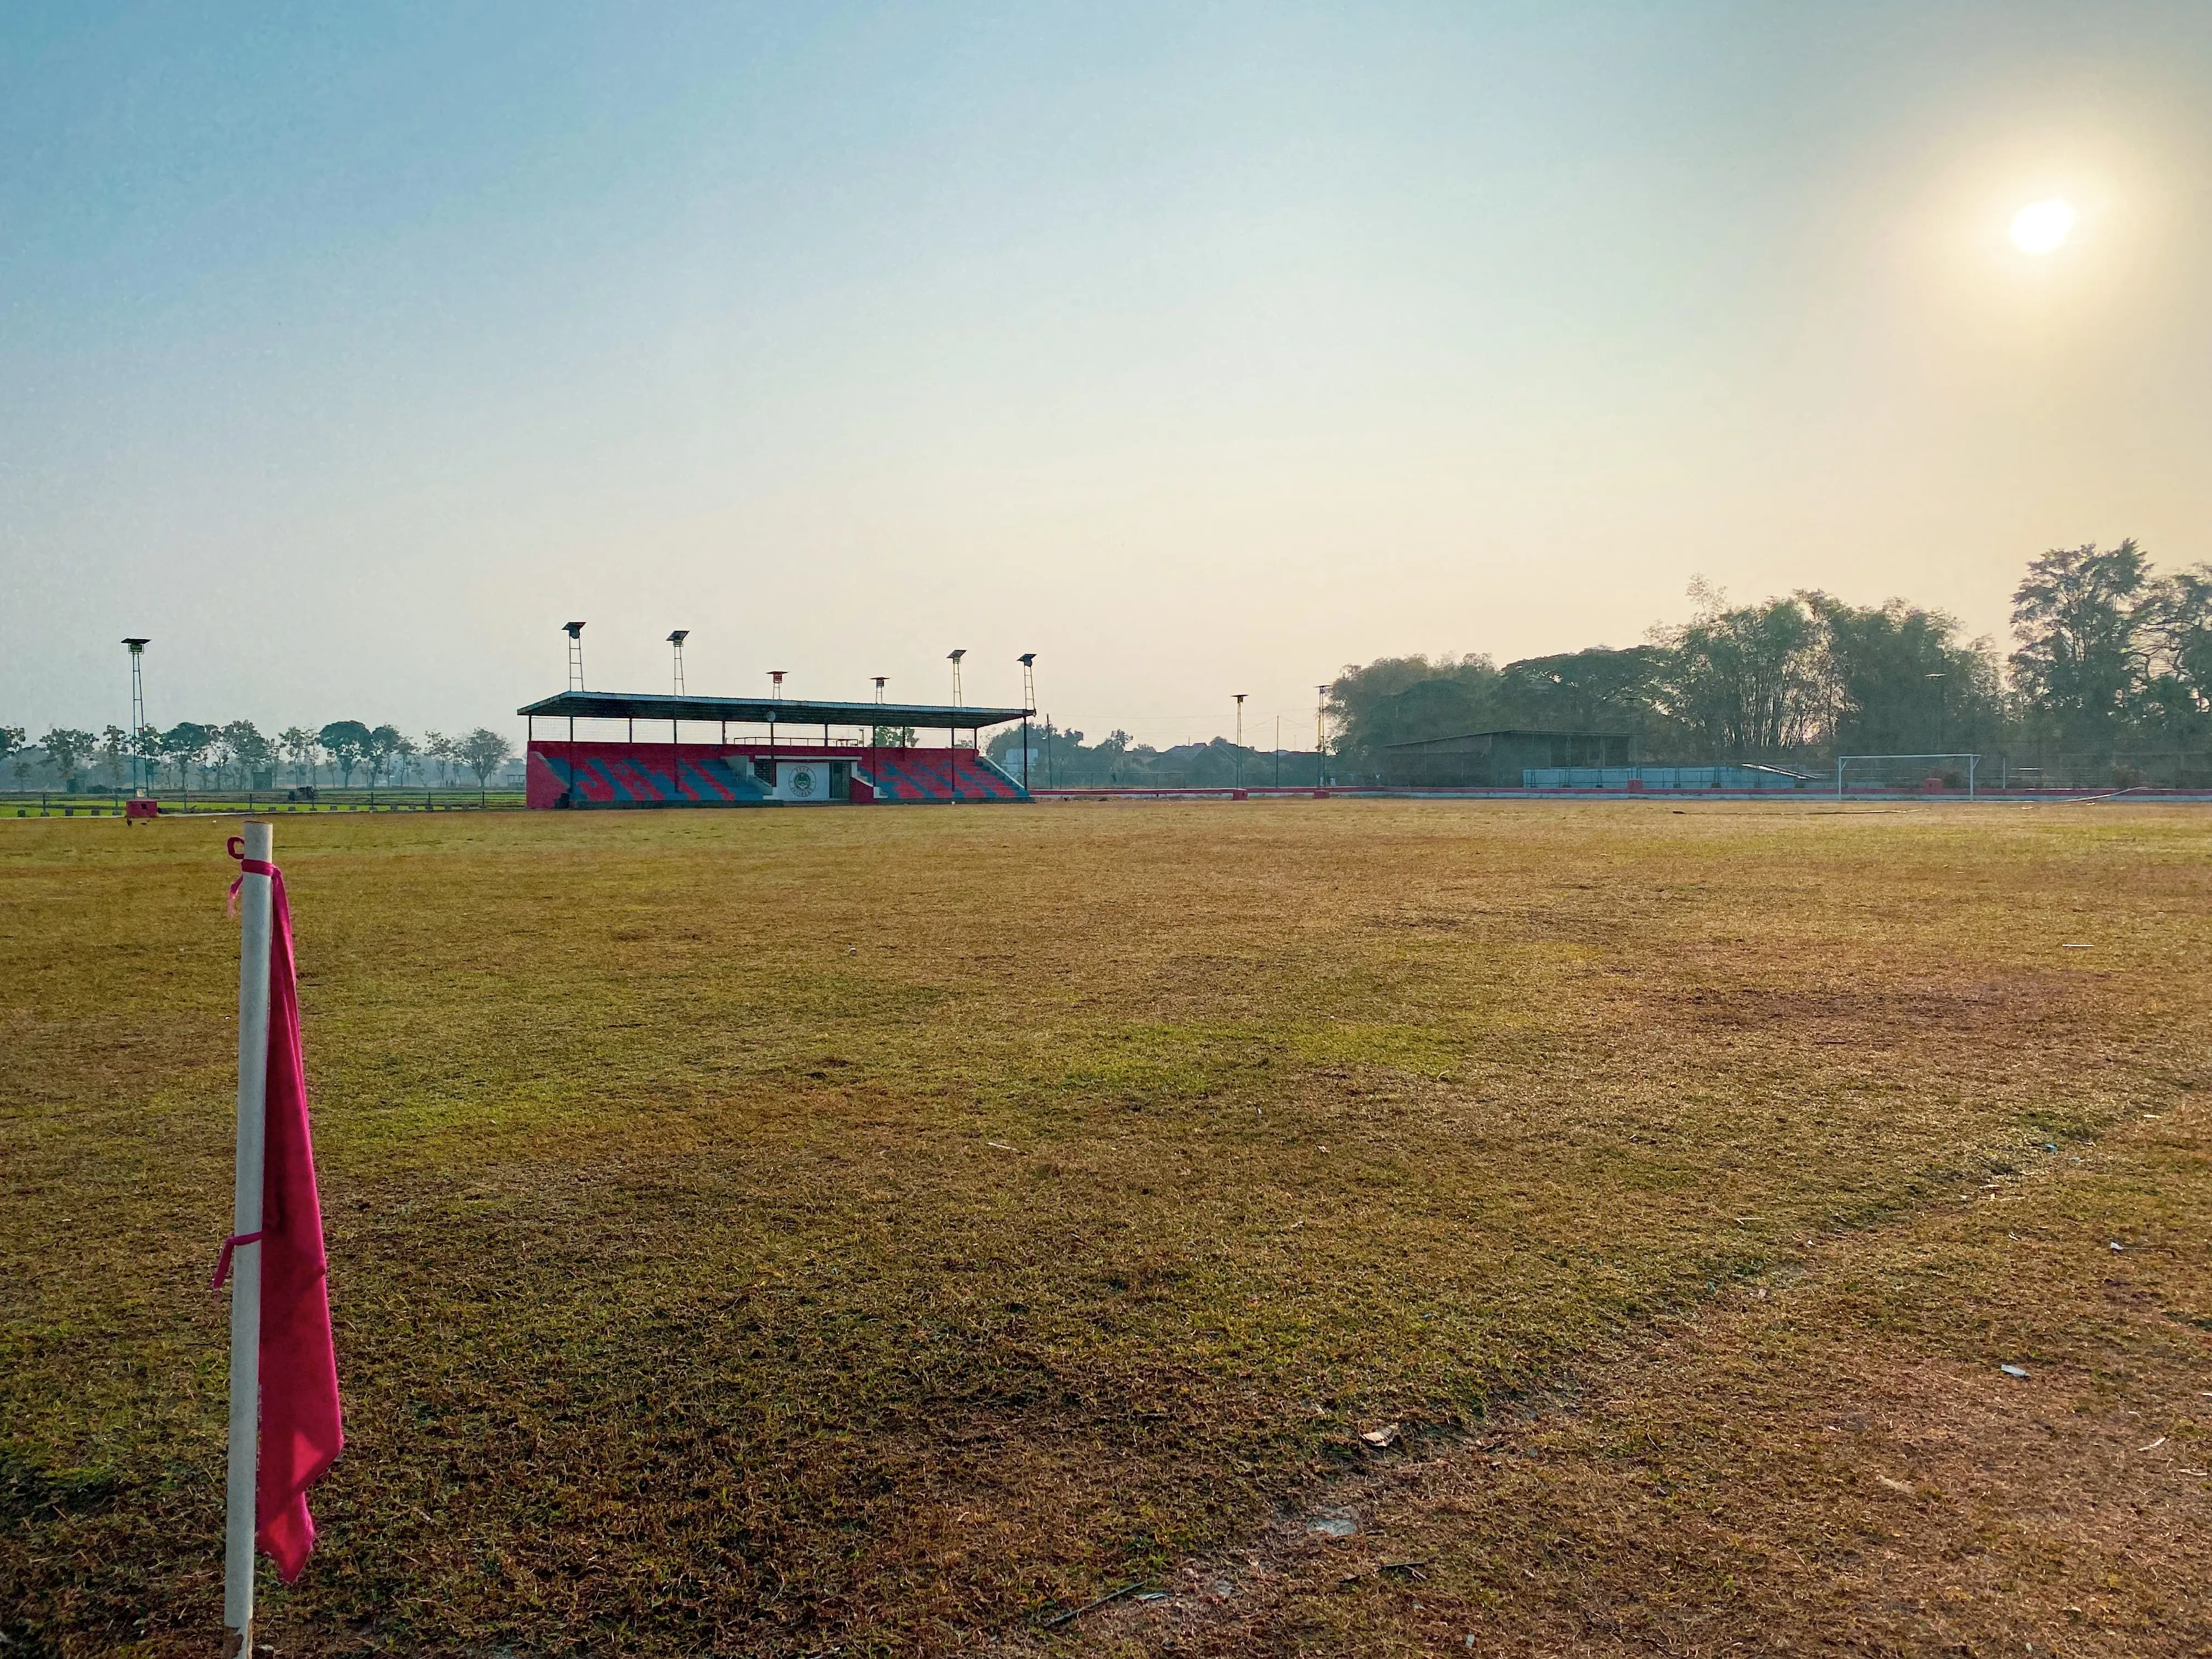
{"left": 3, "top": 799, "right": 2208, "bottom": 1657}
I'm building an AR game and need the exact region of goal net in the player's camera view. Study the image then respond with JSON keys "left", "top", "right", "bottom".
{"left": 1835, "top": 753, "right": 1982, "bottom": 797}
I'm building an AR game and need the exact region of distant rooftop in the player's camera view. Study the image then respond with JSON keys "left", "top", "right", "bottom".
{"left": 517, "top": 690, "right": 1031, "bottom": 731}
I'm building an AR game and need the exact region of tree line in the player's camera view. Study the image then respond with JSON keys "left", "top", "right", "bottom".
{"left": 1327, "top": 543, "right": 2212, "bottom": 783}
{"left": 984, "top": 726, "right": 1321, "bottom": 789}
{"left": 0, "top": 720, "right": 515, "bottom": 793}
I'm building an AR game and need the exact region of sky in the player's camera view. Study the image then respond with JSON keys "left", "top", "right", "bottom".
{"left": 4, "top": 2, "right": 2210, "bottom": 749}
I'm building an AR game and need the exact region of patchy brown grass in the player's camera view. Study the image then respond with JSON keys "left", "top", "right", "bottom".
{"left": 1065, "top": 1102, "right": 2212, "bottom": 1656}
{"left": 2, "top": 800, "right": 2207, "bottom": 1656}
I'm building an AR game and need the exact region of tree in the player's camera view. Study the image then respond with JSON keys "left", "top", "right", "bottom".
{"left": 278, "top": 726, "right": 319, "bottom": 785}
{"left": 422, "top": 730, "right": 453, "bottom": 785}
{"left": 204, "top": 724, "right": 237, "bottom": 788}
{"left": 1652, "top": 584, "right": 1821, "bottom": 758}
{"left": 1802, "top": 594, "right": 2001, "bottom": 757}
{"left": 1493, "top": 646, "right": 1669, "bottom": 734}
{"left": 0, "top": 726, "right": 24, "bottom": 786}
{"left": 41, "top": 728, "right": 97, "bottom": 789}
{"left": 221, "top": 720, "right": 274, "bottom": 788}
{"left": 2010, "top": 541, "right": 2154, "bottom": 757}
{"left": 871, "top": 725, "right": 918, "bottom": 747}
{"left": 364, "top": 723, "right": 408, "bottom": 786}
{"left": 2138, "top": 565, "right": 2212, "bottom": 747}
{"left": 1327, "top": 654, "right": 1501, "bottom": 762}
{"left": 159, "top": 723, "right": 215, "bottom": 789}
{"left": 97, "top": 725, "right": 131, "bottom": 789}
{"left": 457, "top": 727, "right": 512, "bottom": 786}
{"left": 318, "top": 721, "right": 373, "bottom": 787}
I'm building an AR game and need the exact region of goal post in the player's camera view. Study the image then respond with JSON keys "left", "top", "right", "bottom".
{"left": 1836, "top": 753, "right": 1981, "bottom": 799}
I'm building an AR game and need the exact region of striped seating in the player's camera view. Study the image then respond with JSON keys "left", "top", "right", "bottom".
{"left": 529, "top": 747, "right": 770, "bottom": 808}
{"left": 864, "top": 749, "right": 1023, "bottom": 802}
{"left": 526, "top": 743, "right": 1025, "bottom": 806}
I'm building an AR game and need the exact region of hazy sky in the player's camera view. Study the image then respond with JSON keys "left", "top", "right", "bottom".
{"left": 5, "top": 2, "right": 2209, "bottom": 747}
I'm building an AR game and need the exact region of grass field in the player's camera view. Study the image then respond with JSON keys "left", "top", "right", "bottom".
{"left": 4, "top": 799, "right": 2208, "bottom": 1656}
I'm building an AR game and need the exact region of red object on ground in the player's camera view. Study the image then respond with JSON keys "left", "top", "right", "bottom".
{"left": 124, "top": 798, "right": 160, "bottom": 820}
{"left": 1626, "top": 778, "right": 1645, "bottom": 792}
{"left": 245, "top": 859, "right": 345, "bottom": 1581}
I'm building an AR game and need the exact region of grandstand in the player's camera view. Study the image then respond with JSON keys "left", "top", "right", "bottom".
{"left": 517, "top": 691, "right": 1031, "bottom": 809}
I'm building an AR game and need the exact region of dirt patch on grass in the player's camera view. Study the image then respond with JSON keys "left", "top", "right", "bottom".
{"left": 1065, "top": 1101, "right": 2212, "bottom": 1657}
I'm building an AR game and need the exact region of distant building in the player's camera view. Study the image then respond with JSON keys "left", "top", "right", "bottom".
{"left": 1380, "top": 729, "right": 1633, "bottom": 787}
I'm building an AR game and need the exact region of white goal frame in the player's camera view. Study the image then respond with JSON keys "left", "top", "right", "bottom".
{"left": 1836, "top": 752, "right": 1980, "bottom": 799}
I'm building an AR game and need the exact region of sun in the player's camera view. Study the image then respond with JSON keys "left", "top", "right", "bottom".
{"left": 2010, "top": 198, "right": 2077, "bottom": 254}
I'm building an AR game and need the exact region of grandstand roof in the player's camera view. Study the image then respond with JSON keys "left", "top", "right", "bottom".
{"left": 517, "top": 690, "right": 1031, "bottom": 730}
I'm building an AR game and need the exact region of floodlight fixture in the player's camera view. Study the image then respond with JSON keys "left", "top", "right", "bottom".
{"left": 769, "top": 670, "right": 786, "bottom": 699}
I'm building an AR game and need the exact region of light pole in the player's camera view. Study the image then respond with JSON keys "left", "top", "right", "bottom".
{"left": 1018, "top": 654, "right": 1037, "bottom": 794}
{"left": 122, "top": 638, "right": 150, "bottom": 795}
{"left": 947, "top": 648, "right": 966, "bottom": 708}
{"left": 668, "top": 631, "right": 689, "bottom": 695}
{"left": 1926, "top": 672, "right": 1947, "bottom": 755}
{"left": 562, "top": 622, "right": 586, "bottom": 691}
{"left": 1233, "top": 693, "right": 1246, "bottom": 789}
{"left": 1316, "top": 685, "right": 1329, "bottom": 788}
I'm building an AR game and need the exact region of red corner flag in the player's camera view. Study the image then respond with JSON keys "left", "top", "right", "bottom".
{"left": 219, "top": 853, "right": 345, "bottom": 1581}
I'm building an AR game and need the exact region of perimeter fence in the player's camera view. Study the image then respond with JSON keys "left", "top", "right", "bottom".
{"left": 3, "top": 787, "right": 525, "bottom": 819}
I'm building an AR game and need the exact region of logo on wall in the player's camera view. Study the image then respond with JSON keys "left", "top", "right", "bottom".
{"left": 789, "top": 766, "right": 816, "bottom": 797}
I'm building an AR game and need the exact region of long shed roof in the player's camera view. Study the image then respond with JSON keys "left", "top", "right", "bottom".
{"left": 517, "top": 690, "right": 1031, "bottom": 730}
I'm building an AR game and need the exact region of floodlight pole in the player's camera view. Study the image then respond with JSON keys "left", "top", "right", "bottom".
{"left": 563, "top": 622, "right": 586, "bottom": 691}
{"left": 668, "top": 630, "right": 689, "bottom": 696}
{"left": 1018, "top": 654, "right": 1036, "bottom": 795}
{"left": 1926, "top": 672, "right": 1946, "bottom": 754}
{"left": 948, "top": 648, "right": 966, "bottom": 708}
{"left": 768, "top": 672, "right": 784, "bottom": 781}
{"left": 1233, "top": 694, "right": 1246, "bottom": 789}
{"left": 122, "top": 639, "right": 150, "bottom": 795}
{"left": 1316, "top": 686, "right": 1328, "bottom": 788}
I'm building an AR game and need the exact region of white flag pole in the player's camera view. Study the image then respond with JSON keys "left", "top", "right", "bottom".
{"left": 225, "top": 821, "right": 275, "bottom": 1657}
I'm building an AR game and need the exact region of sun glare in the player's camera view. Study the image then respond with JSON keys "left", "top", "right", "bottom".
{"left": 2010, "top": 198, "right": 2077, "bottom": 254}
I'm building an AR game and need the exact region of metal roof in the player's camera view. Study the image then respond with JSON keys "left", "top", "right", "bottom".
{"left": 516, "top": 690, "right": 1031, "bottom": 730}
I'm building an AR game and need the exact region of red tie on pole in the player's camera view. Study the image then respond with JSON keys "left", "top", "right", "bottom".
{"left": 222, "top": 833, "right": 343, "bottom": 1601}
